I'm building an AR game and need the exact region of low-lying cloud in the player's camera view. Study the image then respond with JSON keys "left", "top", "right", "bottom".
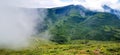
{"left": 0, "top": 0, "right": 46, "bottom": 49}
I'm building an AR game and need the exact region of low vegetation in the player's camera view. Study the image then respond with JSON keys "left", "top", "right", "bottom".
{"left": 0, "top": 38, "right": 120, "bottom": 55}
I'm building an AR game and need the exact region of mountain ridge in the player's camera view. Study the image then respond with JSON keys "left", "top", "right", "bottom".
{"left": 37, "top": 5, "right": 120, "bottom": 43}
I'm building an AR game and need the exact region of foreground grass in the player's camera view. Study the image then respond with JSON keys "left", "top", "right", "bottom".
{"left": 0, "top": 38, "right": 120, "bottom": 55}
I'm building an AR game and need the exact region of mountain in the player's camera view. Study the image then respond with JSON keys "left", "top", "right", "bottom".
{"left": 45, "top": 5, "right": 96, "bottom": 23}
{"left": 37, "top": 5, "right": 120, "bottom": 43}
{"left": 103, "top": 5, "right": 120, "bottom": 18}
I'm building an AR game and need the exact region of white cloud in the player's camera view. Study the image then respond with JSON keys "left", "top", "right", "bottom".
{"left": 0, "top": 0, "right": 46, "bottom": 49}
{"left": 74, "top": 0, "right": 120, "bottom": 11}
{"left": 2, "top": 0, "right": 119, "bottom": 11}
{"left": 18, "top": 0, "right": 120, "bottom": 11}
{"left": 0, "top": 0, "right": 71, "bottom": 8}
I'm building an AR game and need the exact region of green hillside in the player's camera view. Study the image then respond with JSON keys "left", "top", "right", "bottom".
{"left": 44, "top": 5, "right": 120, "bottom": 44}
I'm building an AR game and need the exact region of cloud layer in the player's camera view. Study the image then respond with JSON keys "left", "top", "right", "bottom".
{"left": 0, "top": 0, "right": 46, "bottom": 49}
{"left": 2, "top": 0, "right": 119, "bottom": 11}
{"left": 72, "top": 0, "right": 120, "bottom": 11}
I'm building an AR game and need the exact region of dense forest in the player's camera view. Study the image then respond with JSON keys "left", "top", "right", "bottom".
{"left": 38, "top": 5, "right": 120, "bottom": 44}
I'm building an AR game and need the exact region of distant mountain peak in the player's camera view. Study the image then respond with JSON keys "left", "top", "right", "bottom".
{"left": 103, "top": 5, "right": 120, "bottom": 18}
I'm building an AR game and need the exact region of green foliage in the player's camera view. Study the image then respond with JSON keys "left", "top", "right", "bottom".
{"left": 0, "top": 39, "right": 120, "bottom": 55}
{"left": 50, "top": 13, "right": 85, "bottom": 43}
{"left": 39, "top": 5, "right": 120, "bottom": 44}
{"left": 49, "top": 12, "right": 120, "bottom": 43}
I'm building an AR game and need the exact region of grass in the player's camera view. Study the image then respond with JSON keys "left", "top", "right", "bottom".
{"left": 0, "top": 38, "right": 120, "bottom": 55}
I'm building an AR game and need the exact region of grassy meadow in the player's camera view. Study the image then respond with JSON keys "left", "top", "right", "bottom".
{"left": 0, "top": 38, "right": 120, "bottom": 55}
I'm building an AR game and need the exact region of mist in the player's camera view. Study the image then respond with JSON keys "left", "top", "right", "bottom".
{"left": 0, "top": 0, "right": 46, "bottom": 49}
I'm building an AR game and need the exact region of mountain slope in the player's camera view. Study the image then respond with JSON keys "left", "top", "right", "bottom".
{"left": 37, "top": 5, "right": 120, "bottom": 43}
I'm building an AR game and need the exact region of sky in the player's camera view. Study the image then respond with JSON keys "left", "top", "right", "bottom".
{"left": 2, "top": 0, "right": 119, "bottom": 11}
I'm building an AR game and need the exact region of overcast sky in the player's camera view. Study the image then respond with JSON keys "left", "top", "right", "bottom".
{"left": 0, "top": 0, "right": 120, "bottom": 11}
